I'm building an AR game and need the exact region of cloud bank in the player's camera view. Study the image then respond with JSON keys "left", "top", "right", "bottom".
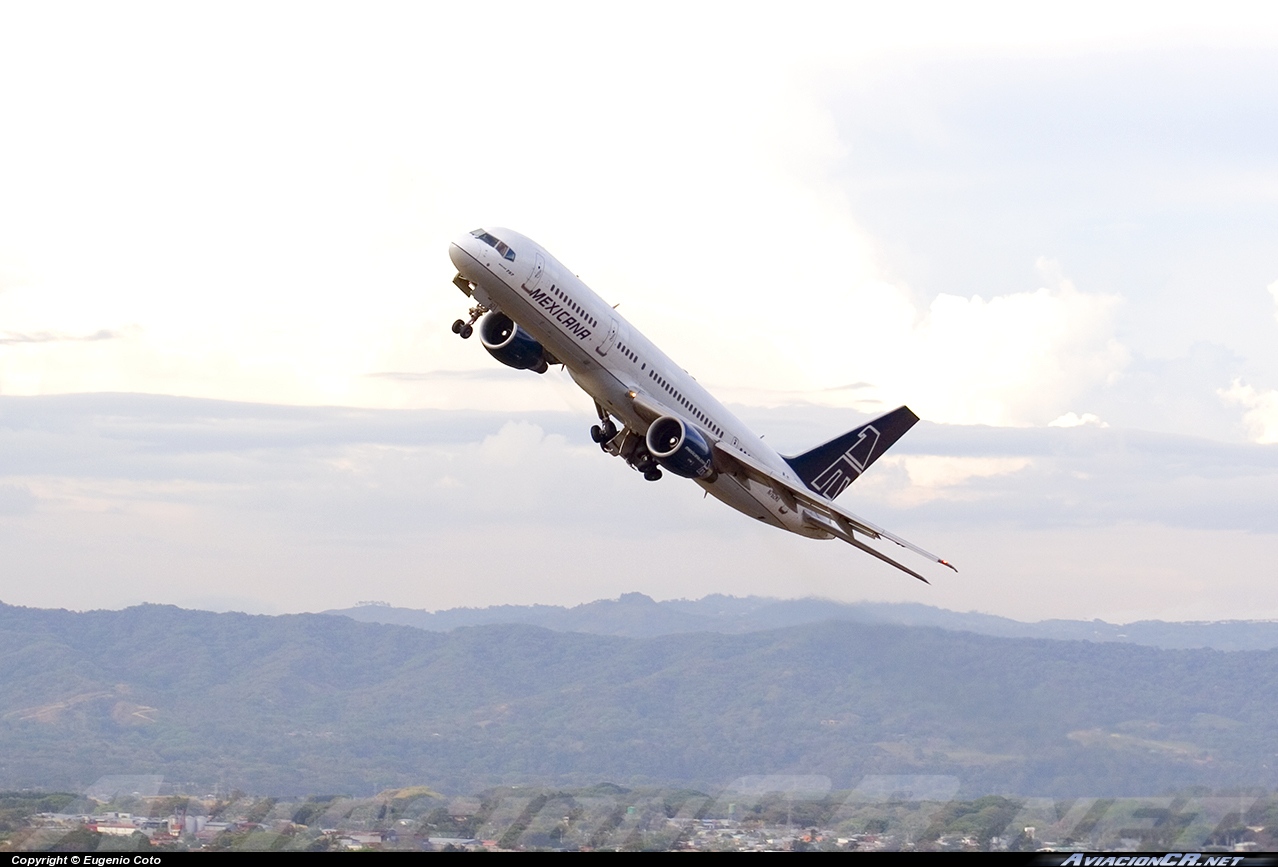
{"left": 2, "top": 395, "right": 1275, "bottom": 623}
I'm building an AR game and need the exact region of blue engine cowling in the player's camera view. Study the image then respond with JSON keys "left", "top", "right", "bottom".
{"left": 479, "top": 312, "right": 549, "bottom": 373}
{"left": 645, "top": 416, "right": 716, "bottom": 480}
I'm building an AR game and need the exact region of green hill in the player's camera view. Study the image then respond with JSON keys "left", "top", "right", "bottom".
{"left": 328, "top": 593, "right": 1278, "bottom": 650}
{"left": 2, "top": 602, "right": 1276, "bottom": 797}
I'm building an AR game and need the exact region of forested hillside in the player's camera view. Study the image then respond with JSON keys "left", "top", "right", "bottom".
{"left": 2, "top": 602, "right": 1276, "bottom": 797}
{"left": 328, "top": 593, "right": 1278, "bottom": 650}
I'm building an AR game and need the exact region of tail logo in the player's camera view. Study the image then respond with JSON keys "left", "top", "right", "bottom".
{"left": 809, "top": 426, "right": 881, "bottom": 499}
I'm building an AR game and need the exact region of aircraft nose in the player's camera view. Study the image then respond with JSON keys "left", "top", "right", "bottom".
{"left": 448, "top": 241, "right": 468, "bottom": 272}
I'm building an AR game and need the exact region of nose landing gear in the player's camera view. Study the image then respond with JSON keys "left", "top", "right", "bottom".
{"left": 451, "top": 303, "right": 489, "bottom": 340}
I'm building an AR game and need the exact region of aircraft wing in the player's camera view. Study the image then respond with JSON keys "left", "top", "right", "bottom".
{"left": 710, "top": 440, "right": 958, "bottom": 584}
{"left": 627, "top": 390, "right": 676, "bottom": 425}
{"left": 625, "top": 388, "right": 955, "bottom": 582}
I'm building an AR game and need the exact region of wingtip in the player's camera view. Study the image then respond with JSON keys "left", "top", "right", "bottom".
{"left": 940, "top": 559, "right": 958, "bottom": 574}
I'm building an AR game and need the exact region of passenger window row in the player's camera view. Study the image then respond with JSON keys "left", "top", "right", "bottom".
{"left": 549, "top": 285, "right": 597, "bottom": 328}
{"left": 648, "top": 368, "right": 723, "bottom": 438}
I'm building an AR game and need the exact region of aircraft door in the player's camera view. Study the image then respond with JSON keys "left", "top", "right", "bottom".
{"left": 522, "top": 252, "right": 546, "bottom": 292}
{"left": 596, "top": 318, "right": 618, "bottom": 356}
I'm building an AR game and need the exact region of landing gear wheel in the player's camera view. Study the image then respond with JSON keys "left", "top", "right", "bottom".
{"left": 591, "top": 419, "right": 618, "bottom": 445}
{"left": 453, "top": 303, "right": 488, "bottom": 340}
{"left": 644, "top": 468, "right": 663, "bottom": 482}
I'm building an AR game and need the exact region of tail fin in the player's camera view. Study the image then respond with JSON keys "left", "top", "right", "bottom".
{"left": 783, "top": 406, "right": 919, "bottom": 500}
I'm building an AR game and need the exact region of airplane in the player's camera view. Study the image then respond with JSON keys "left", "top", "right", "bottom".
{"left": 446, "top": 227, "right": 956, "bottom": 583}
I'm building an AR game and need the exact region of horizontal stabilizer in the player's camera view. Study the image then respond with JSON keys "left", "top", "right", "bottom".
{"left": 800, "top": 509, "right": 929, "bottom": 584}
{"left": 711, "top": 439, "right": 957, "bottom": 582}
{"left": 784, "top": 406, "right": 919, "bottom": 500}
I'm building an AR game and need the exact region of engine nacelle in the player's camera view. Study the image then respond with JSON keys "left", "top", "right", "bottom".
{"left": 479, "top": 312, "right": 549, "bottom": 373}
{"left": 645, "top": 415, "right": 716, "bottom": 480}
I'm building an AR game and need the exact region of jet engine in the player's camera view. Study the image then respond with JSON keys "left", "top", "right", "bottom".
{"left": 645, "top": 416, "right": 716, "bottom": 480}
{"left": 479, "top": 312, "right": 549, "bottom": 374}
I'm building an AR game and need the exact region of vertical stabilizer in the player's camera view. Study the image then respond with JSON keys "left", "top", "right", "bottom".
{"left": 783, "top": 406, "right": 919, "bottom": 500}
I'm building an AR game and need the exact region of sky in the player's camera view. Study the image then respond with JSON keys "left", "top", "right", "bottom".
{"left": 1, "top": 2, "right": 1276, "bottom": 622}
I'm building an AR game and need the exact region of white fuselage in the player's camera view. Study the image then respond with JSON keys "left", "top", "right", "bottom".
{"left": 448, "top": 227, "right": 828, "bottom": 538}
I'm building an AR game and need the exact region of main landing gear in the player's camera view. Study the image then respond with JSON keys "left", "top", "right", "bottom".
{"left": 637, "top": 456, "right": 663, "bottom": 482}
{"left": 592, "top": 403, "right": 662, "bottom": 481}
{"left": 589, "top": 420, "right": 617, "bottom": 445}
{"left": 590, "top": 402, "right": 618, "bottom": 452}
{"left": 451, "top": 303, "right": 488, "bottom": 340}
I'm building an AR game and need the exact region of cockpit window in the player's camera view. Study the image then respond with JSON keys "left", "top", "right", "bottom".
{"left": 470, "top": 229, "right": 514, "bottom": 260}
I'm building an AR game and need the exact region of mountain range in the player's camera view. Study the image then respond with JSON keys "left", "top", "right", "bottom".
{"left": 328, "top": 593, "right": 1278, "bottom": 651}
{"left": 3, "top": 597, "right": 1277, "bottom": 798}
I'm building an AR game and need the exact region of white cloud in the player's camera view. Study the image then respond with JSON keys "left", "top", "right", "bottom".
{"left": 1, "top": 5, "right": 1277, "bottom": 626}
{"left": 1220, "top": 379, "right": 1278, "bottom": 444}
{"left": 0, "top": 4, "right": 1152, "bottom": 427}
{"left": 876, "top": 455, "right": 1032, "bottom": 506}
{"left": 753, "top": 258, "right": 1128, "bottom": 427}
{"left": 3, "top": 396, "right": 1277, "bottom": 619}
{"left": 1048, "top": 412, "right": 1108, "bottom": 428}
{"left": 899, "top": 274, "right": 1127, "bottom": 426}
